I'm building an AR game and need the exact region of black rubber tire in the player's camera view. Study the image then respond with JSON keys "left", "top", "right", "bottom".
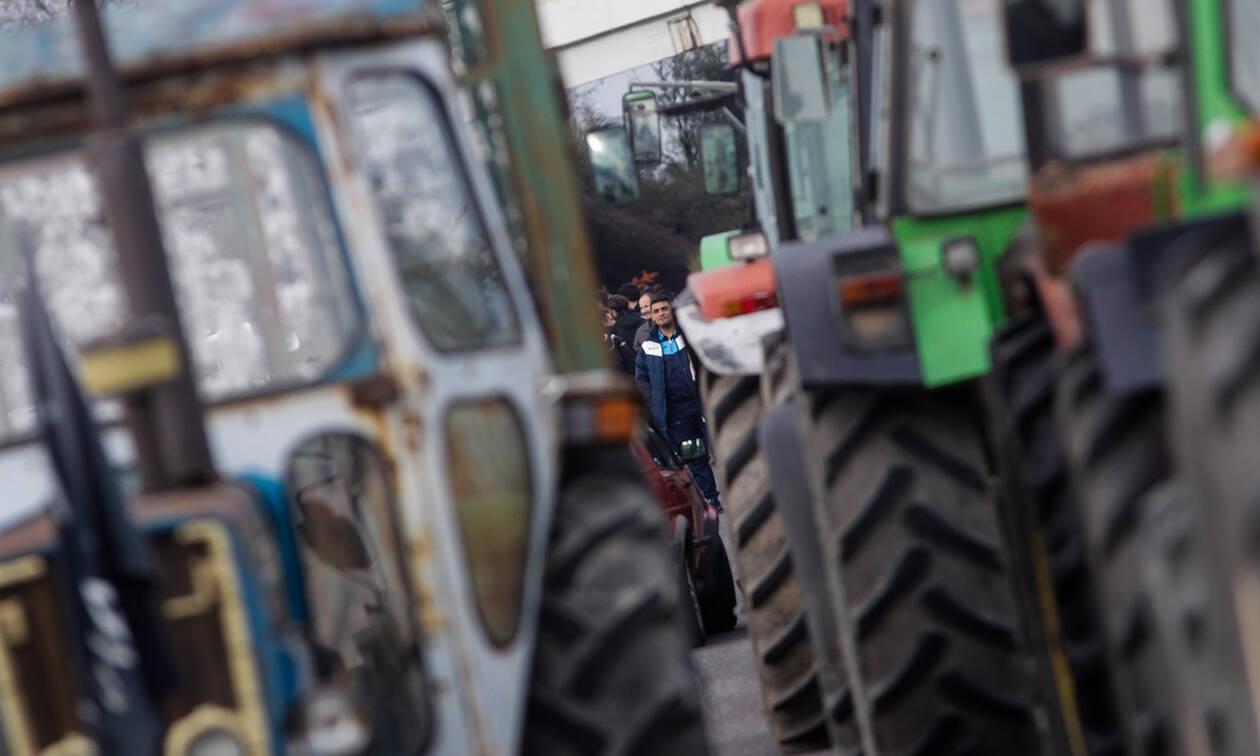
{"left": 523, "top": 473, "right": 710, "bottom": 756}
{"left": 700, "top": 369, "right": 831, "bottom": 752}
{"left": 678, "top": 539, "right": 708, "bottom": 648}
{"left": 700, "top": 535, "right": 739, "bottom": 634}
{"left": 1158, "top": 234, "right": 1260, "bottom": 756}
{"left": 813, "top": 389, "right": 1043, "bottom": 755}
{"left": 989, "top": 314, "right": 1126, "bottom": 756}
{"left": 1055, "top": 344, "right": 1174, "bottom": 755}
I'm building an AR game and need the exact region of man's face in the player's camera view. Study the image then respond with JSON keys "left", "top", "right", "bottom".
{"left": 649, "top": 300, "right": 674, "bottom": 329}
{"left": 639, "top": 293, "right": 652, "bottom": 313}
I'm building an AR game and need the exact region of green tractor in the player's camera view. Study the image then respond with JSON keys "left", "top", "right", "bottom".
{"left": 993, "top": 0, "right": 1260, "bottom": 753}
{"left": 591, "top": 0, "right": 1086, "bottom": 752}
{"left": 0, "top": 1, "right": 708, "bottom": 755}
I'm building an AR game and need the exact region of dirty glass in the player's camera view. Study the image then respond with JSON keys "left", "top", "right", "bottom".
{"left": 1046, "top": 0, "right": 1181, "bottom": 158}
{"left": 0, "top": 122, "right": 358, "bottom": 437}
{"left": 907, "top": 0, "right": 1028, "bottom": 213}
{"left": 287, "top": 433, "right": 430, "bottom": 754}
{"left": 1229, "top": 0, "right": 1260, "bottom": 114}
{"left": 347, "top": 74, "right": 520, "bottom": 352}
{"left": 783, "top": 51, "right": 856, "bottom": 241}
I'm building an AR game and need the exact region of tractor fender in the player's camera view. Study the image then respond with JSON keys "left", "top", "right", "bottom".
{"left": 1071, "top": 212, "right": 1248, "bottom": 396}
{"left": 674, "top": 288, "right": 784, "bottom": 377}
{"left": 757, "top": 401, "right": 850, "bottom": 723}
{"left": 775, "top": 227, "right": 920, "bottom": 387}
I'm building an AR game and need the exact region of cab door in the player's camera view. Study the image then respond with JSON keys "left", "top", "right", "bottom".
{"left": 314, "top": 41, "right": 559, "bottom": 756}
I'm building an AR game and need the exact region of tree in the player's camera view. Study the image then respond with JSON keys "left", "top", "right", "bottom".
{"left": 571, "top": 43, "right": 751, "bottom": 293}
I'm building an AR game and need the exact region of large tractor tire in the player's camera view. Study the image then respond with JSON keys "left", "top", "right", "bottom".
{"left": 700, "top": 369, "right": 831, "bottom": 752}
{"left": 813, "top": 389, "right": 1043, "bottom": 755}
{"left": 523, "top": 473, "right": 709, "bottom": 756}
{"left": 1055, "top": 345, "right": 1174, "bottom": 754}
{"left": 1157, "top": 232, "right": 1260, "bottom": 756}
{"left": 989, "top": 315, "right": 1125, "bottom": 756}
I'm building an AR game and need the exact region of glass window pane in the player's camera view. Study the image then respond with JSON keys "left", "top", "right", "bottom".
{"left": 1229, "top": 0, "right": 1260, "bottom": 113}
{"left": 1048, "top": 66, "right": 1181, "bottom": 158}
{"left": 347, "top": 75, "right": 520, "bottom": 352}
{"left": 907, "top": 0, "right": 1028, "bottom": 214}
{"left": 287, "top": 433, "right": 429, "bottom": 753}
{"left": 0, "top": 121, "right": 358, "bottom": 437}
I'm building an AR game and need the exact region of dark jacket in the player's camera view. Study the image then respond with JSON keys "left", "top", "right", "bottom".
{"left": 633, "top": 319, "right": 652, "bottom": 352}
{"left": 634, "top": 323, "right": 700, "bottom": 433}
{"left": 612, "top": 308, "right": 641, "bottom": 346}
{"left": 604, "top": 331, "right": 635, "bottom": 375}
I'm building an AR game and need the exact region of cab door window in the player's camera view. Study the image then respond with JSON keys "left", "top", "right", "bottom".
{"left": 346, "top": 74, "right": 520, "bottom": 352}
{"left": 1228, "top": 0, "right": 1260, "bottom": 113}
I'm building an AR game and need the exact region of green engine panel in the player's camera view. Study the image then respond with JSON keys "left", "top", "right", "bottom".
{"left": 892, "top": 206, "right": 1027, "bottom": 387}
{"left": 700, "top": 230, "right": 740, "bottom": 271}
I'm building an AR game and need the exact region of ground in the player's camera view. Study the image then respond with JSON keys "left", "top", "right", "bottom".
{"left": 693, "top": 519, "right": 829, "bottom": 756}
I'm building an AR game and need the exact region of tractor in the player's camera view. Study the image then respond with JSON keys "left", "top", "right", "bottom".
{"left": 993, "top": 0, "right": 1260, "bottom": 753}
{"left": 0, "top": 1, "right": 707, "bottom": 755}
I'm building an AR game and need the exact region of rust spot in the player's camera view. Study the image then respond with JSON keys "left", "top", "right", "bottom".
{"left": 348, "top": 373, "right": 400, "bottom": 409}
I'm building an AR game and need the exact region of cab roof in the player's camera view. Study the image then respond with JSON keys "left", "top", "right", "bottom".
{"left": 0, "top": 0, "right": 440, "bottom": 108}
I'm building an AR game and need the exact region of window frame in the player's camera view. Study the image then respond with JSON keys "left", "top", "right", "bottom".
{"left": 0, "top": 109, "right": 373, "bottom": 448}
{"left": 892, "top": 0, "right": 1030, "bottom": 220}
{"left": 342, "top": 69, "right": 525, "bottom": 355}
{"left": 1224, "top": 0, "right": 1260, "bottom": 115}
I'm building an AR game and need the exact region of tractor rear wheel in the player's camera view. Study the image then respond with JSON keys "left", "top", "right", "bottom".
{"left": 1157, "top": 233, "right": 1260, "bottom": 756}
{"left": 523, "top": 472, "right": 709, "bottom": 756}
{"left": 988, "top": 314, "right": 1125, "bottom": 756}
{"left": 1055, "top": 344, "right": 1174, "bottom": 754}
{"left": 700, "top": 369, "right": 831, "bottom": 752}
{"left": 813, "top": 389, "right": 1043, "bottom": 755}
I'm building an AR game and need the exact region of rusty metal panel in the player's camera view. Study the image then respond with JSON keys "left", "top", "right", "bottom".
{"left": 0, "top": 0, "right": 439, "bottom": 107}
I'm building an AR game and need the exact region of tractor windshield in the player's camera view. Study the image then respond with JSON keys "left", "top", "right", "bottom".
{"left": 1043, "top": 0, "right": 1182, "bottom": 159}
{"left": 0, "top": 120, "right": 359, "bottom": 437}
{"left": 906, "top": 0, "right": 1028, "bottom": 214}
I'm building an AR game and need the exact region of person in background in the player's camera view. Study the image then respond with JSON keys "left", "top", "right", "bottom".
{"left": 634, "top": 291, "right": 721, "bottom": 511}
{"left": 601, "top": 304, "right": 635, "bottom": 375}
{"left": 618, "top": 283, "right": 642, "bottom": 313}
{"left": 634, "top": 289, "right": 666, "bottom": 352}
{"left": 606, "top": 294, "right": 641, "bottom": 347}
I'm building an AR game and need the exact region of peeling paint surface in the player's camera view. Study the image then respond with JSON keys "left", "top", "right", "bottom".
{"left": 0, "top": 0, "right": 426, "bottom": 97}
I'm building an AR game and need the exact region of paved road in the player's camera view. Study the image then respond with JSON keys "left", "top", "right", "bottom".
{"left": 693, "top": 517, "right": 828, "bottom": 756}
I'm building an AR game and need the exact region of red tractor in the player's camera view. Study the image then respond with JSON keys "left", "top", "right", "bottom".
{"left": 632, "top": 427, "right": 738, "bottom": 646}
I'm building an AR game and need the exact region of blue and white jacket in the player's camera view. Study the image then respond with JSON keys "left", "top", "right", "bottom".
{"left": 635, "top": 323, "right": 700, "bottom": 433}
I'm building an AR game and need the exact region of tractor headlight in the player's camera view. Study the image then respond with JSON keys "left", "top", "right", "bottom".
{"left": 941, "top": 237, "right": 980, "bottom": 282}
{"left": 792, "top": 1, "right": 825, "bottom": 29}
{"left": 728, "top": 230, "right": 770, "bottom": 262}
{"left": 186, "top": 729, "right": 246, "bottom": 756}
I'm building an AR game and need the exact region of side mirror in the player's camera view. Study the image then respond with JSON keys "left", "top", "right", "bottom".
{"left": 1001, "top": 0, "right": 1088, "bottom": 71}
{"left": 623, "top": 91, "right": 662, "bottom": 165}
{"left": 585, "top": 127, "right": 641, "bottom": 205}
{"left": 772, "top": 35, "right": 830, "bottom": 124}
{"left": 699, "top": 123, "right": 741, "bottom": 195}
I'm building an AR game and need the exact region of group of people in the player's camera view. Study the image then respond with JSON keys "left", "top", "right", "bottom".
{"left": 599, "top": 284, "right": 722, "bottom": 512}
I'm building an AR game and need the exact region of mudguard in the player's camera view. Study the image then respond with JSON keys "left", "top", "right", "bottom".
{"left": 757, "top": 402, "right": 851, "bottom": 732}
{"left": 1073, "top": 212, "right": 1247, "bottom": 395}
{"left": 775, "top": 226, "right": 921, "bottom": 387}
{"left": 674, "top": 289, "right": 784, "bottom": 377}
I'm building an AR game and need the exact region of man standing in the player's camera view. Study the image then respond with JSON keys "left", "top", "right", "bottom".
{"left": 634, "top": 291, "right": 654, "bottom": 351}
{"left": 635, "top": 292, "right": 721, "bottom": 511}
